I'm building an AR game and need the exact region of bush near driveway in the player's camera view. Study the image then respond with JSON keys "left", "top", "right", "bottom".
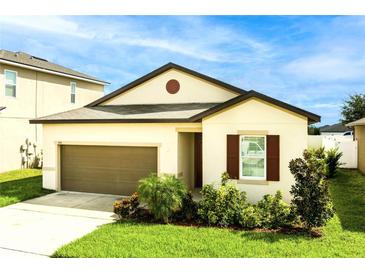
{"left": 113, "top": 192, "right": 140, "bottom": 219}
{"left": 138, "top": 173, "right": 186, "bottom": 223}
{"left": 0, "top": 169, "right": 53, "bottom": 207}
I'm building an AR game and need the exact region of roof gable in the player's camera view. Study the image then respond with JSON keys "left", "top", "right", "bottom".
{"left": 87, "top": 63, "right": 247, "bottom": 106}
{"left": 189, "top": 91, "right": 321, "bottom": 124}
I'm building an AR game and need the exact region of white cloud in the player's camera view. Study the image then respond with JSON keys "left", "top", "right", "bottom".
{"left": 0, "top": 16, "right": 273, "bottom": 63}
{"left": 283, "top": 53, "right": 365, "bottom": 82}
{"left": 311, "top": 103, "right": 341, "bottom": 109}
{"left": 0, "top": 16, "right": 94, "bottom": 38}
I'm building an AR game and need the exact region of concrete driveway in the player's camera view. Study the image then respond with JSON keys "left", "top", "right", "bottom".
{"left": 0, "top": 192, "right": 120, "bottom": 257}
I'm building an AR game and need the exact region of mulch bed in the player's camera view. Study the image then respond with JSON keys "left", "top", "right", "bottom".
{"left": 115, "top": 208, "right": 322, "bottom": 237}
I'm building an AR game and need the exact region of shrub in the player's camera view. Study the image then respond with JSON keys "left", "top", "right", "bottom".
{"left": 256, "top": 191, "right": 293, "bottom": 228}
{"left": 197, "top": 184, "right": 247, "bottom": 227}
{"left": 113, "top": 192, "right": 139, "bottom": 219}
{"left": 172, "top": 192, "right": 198, "bottom": 222}
{"left": 304, "top": 147, "right": 343, "bottom": 179}
{"left": 238, "top": 205, "right": 261, "bottom": 229}
{"left": 303, "top": 147, "right": 327, "bottom": 175}
{"left": 220, "top": 172, "right": 231, "bottom": 186}
{"left": 138, "top": 173, "right": 186, "bottom": 223}
{"left": 289, "top": 152, "right": 335, "bottom": 230}
{"left": 325, "top": 148, "right": 343, "bottom": 178}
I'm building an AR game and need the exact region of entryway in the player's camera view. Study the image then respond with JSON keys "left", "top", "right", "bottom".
{"left": 177, "top": 131, "right": 202, "bottom": 191}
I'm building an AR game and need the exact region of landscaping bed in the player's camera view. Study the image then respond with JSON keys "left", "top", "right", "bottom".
{"left": 53, "top": 169, "right": 365, "bottom": 258}
{"left": 0, "top": 169, "right": 53, "bottom": 207}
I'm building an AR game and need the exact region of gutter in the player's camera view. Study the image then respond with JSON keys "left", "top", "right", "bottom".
{"left": 0, "top": 59, "right": 109, "bottom": 86}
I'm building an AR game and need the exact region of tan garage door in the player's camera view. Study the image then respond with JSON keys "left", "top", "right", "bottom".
{"left": 61, "top": 145, "right": 157, "bottom": 195}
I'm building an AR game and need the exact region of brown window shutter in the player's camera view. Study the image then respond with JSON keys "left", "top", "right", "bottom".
{"left": 266, "top": 135, "right": 280, "bottom": 181}
{"left": 227, "top": 135, "right": 239, "bottom": 179}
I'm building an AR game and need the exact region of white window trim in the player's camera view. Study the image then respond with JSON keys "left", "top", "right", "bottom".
{"left": 4, "top": 69, "right": 17, "bottom": 97}
{"left": 239, "top": 135, "right": 266, "bottom": 180}
{"left": 70, "top": 81, "right": 76, "bottom": 104}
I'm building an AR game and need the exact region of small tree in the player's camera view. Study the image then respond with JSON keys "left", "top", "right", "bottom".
{"left": 341, "top": 93, "right": 365, "bottom": 125}
{"left": 138, "top": 174, "right": 186, "bottom": 223}
{"left": 308, "top": 125, "right": 320, "bottom": 135}
{"left": 325, "top": 148, "right": 343, "bottom": 178}
{"left": 289, "top": 150, "right": 335, "bottom": 231}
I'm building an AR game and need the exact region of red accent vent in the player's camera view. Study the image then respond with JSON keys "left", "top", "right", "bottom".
{"left": 166, "top": 79, "right": 180, "bottom": 94}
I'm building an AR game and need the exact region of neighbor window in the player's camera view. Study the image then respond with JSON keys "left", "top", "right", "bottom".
{"left": 70, "top": 82, "right": 76, "bottom": 103}
{"left": 240, "top": 135, "right": 266, "bottom": 180}
{"left": 4, "top": 70, "right": 17, "bottom": 97}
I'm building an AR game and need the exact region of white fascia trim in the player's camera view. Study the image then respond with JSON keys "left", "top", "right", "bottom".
{"left": 0, "top": 59, "right": 108, "bottom": 86}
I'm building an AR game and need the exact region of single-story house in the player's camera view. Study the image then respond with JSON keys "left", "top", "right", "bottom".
{"left": 319, "top": 123, "right": 352, "bottom": 136}
{"left": 347, "top": 118, "right": 365, "bottom": 174}
{"left": 30, "top": 63, "right": 320, "bottom": 202}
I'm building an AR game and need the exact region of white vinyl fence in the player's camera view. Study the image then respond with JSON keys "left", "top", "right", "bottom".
{"left": 308, "top": 135, "right": 358, "bottom": 168}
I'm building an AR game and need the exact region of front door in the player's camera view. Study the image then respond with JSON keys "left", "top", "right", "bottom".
{"left": 194, "top": 133, "right": 203, "bottom": 188}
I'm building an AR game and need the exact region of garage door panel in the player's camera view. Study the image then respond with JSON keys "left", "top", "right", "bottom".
{"left": 61, "top": 145, "right": 157, "bottom": 195}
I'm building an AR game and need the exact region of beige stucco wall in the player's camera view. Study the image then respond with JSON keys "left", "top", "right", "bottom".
{"left": 355, "top": 125, "right": 365, "bottom": 174}
{"left": 202, "top": 98, "right": 308, "bottom": 203}
{"left": 40, "top": 99, "right": 309, "bottom": 202}
{"left": 41, "top": 123, "right": 198, "bottom": 190}
{"left": 177, "top": 132, "right": 195, "bottom": 189}
{"left": 0, "top": 63, "right": 104, "bottom": 172}
{"left": 102, "top": 68, "right": 237, "bottom": 105}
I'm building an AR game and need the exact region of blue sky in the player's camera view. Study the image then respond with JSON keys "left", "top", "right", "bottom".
{"left": 0, "top": 16, "right": 364, "bottom": 125}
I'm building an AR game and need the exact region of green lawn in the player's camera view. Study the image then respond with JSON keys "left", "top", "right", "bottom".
{"left": 53, "top": 169, "right": 365, "bottom": 258}
{"left": 0, "top": 169, "right": 53, "bottom": 207}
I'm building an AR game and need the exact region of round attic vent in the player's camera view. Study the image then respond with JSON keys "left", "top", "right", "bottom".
{"left": 166, "top": 79, "right": 180, "bottom": 94}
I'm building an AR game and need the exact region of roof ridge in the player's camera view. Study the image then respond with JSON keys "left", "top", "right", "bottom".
{"left": 90, "top": 102, "right": 222, "bottom": 107}
{"left": 0, "top": 49, "right": 108, "bottom": 85}
{"left": 86, "top": 62, "right": 248, "bottom": 107}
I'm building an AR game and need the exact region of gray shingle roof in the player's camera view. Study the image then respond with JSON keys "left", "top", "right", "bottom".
{"left": 30, "top": 90, "right": 321, "bottom": 124}
{"left": 30, "top": 103, "right": 220, "bottom": 123}
{"left": 0, "top": 49, "right": 107, "bottom": 84}
{"left": 319, "top": 123, "right": 351, "bottom": 133}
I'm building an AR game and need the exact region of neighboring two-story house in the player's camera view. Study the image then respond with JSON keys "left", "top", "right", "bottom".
{"left": 0, "top": 50, "right": 108, "bottom": 172}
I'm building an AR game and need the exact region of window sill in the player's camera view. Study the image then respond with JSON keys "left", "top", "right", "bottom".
{"left": 237, "top": 179, "right": 269, "bottom": 185}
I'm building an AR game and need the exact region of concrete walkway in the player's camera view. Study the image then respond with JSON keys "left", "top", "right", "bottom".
{"left": 0, "top": 192, "right": 120, "bottom": 257}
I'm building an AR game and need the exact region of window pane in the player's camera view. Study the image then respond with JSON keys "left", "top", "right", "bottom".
{"left": 5, "top": 85, "right": 16, "bottom": 97}
{"left": 242, "top": 157, "right": 265, "bottom": 177}
{"left": 5, "top": 71, "right": 16, "bottom": 85}
{"left": 241, "top": 136, "right": 265, "bottom": 157}
{"left": 71, "top": 83, "right": 76, "bottom": 94}
{"left": 71, "top": 93, "right": 75, "bottom": 103}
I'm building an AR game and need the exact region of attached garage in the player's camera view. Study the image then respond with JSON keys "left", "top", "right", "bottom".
{"left": 60, "top": 145, "right": 158, "bottom": 195}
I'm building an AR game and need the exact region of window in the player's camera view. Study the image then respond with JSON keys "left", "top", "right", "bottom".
{"left": 240, "top": 135, "right": 266, "bottom": 180}
{"left": 4, "top": 70, "right": 17, "bottom": 97}
{"left": 70, "top": 82, "right": 76, "bottom": 103}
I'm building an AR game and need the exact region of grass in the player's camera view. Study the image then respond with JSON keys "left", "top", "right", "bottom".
{"left": 0, "top": 169, "right": 53, "bottom": 207}
{"left": 53, "top": 169, "right": 365, "bottom": 258}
